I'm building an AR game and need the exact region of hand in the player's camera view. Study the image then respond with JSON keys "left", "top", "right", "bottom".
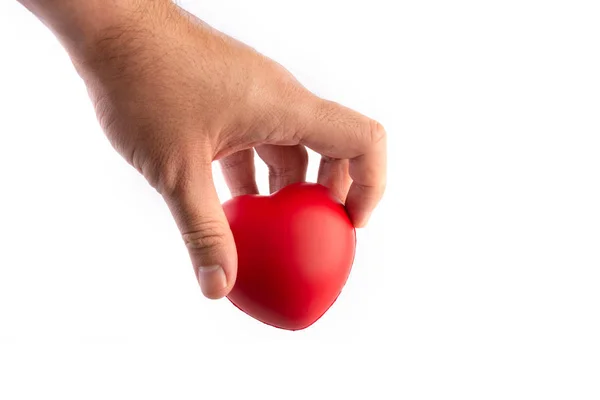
{"left": 60, "top": 2, "right": 387, "bottom": 299}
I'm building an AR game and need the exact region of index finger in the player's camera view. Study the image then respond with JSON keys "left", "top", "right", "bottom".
{"left": 293, "top": 98, "right": 387, "bottom": 227}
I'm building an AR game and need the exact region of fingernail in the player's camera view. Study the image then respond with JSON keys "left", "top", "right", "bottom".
{"left": 197, "top": 265, "right": 227, "bottom": 297}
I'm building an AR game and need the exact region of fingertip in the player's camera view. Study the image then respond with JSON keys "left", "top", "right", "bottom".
{"left": 347, "top": 207, "right": 371, "bottom": 229}
{"left": 354, "top": 216, "right": 370, "bottom": 229}
{"left": 197, "top": 264, "right": 236, "bottom": 299}
{"left": 345, "top": 180, "right": 384, "bottom": 228}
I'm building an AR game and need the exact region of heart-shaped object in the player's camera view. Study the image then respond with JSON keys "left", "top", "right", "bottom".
{"left": 223, "top": 183, "right": 356, "bottom": 330}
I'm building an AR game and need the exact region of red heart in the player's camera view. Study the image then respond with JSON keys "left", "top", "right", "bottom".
{"left": 223, "top": 183, "right": 356, "bottom": 330}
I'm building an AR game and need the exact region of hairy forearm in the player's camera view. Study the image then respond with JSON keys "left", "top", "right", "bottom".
{"left": 17, "top": 0, "right": 172, "bottom": 55}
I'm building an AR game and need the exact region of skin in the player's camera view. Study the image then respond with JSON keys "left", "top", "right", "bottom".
{"left": 16, "top": 0, "right": 387, "bottom": 299}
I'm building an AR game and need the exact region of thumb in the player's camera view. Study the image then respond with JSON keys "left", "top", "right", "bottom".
{"left": 161, "top": 163, "right": 237, "bottom": 300}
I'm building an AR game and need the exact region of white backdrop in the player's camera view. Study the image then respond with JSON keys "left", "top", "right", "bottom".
{"left": 1, "top": 1, "right": 599, "bottom": 399}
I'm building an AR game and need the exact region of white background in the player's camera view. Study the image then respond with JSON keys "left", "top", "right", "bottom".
{"left": 1, "top": 0, "right": 599, "bottom": 398}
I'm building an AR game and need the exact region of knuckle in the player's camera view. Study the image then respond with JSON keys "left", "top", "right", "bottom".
{"left": 144, "top": 149, "right": 185, "bottom": 196}
{"left": 183, "top": 220, "right": 229, "bottom": 254}
{"left": 356, "top": 178, "right": 386, "bottom": 194}
{"left": 231, "top": 184, "right": 258, "bottom": 197}
{"left": 263, "top": 145, "right": 308, "bottom": 176}
{"left": 321, "top": 155, "right": 342, "bottom": 164}
{"left": 268, "top": 165, "right": 292, "bottom": 177}
{"left": 366, "top": 118, "right": 387, "bottom": 146}
{"left": 220, "top": 151, "right": 250, "bottom": 171}
{"left": 354, "top": 181, "right": 386, "bottom": 206}
{"left": 153, "top": 145, "right": 207, "bottom": 198}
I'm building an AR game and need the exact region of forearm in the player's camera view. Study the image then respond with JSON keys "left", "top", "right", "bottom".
{"left": 17, "top": 0, "right": 172, "bottom": 56}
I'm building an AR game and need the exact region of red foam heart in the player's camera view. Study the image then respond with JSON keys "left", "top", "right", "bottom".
{"left": 223, "top": 183, "right": 356, "bottom": 330}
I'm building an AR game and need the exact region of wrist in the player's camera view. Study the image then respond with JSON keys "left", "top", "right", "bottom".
{"left": 20, "top": 0, "right": 174, "bottom": 59}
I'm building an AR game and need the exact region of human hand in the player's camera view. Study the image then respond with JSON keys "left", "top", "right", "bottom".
{"left": 59, "top": 1, "right": 387, "bottom": 299}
